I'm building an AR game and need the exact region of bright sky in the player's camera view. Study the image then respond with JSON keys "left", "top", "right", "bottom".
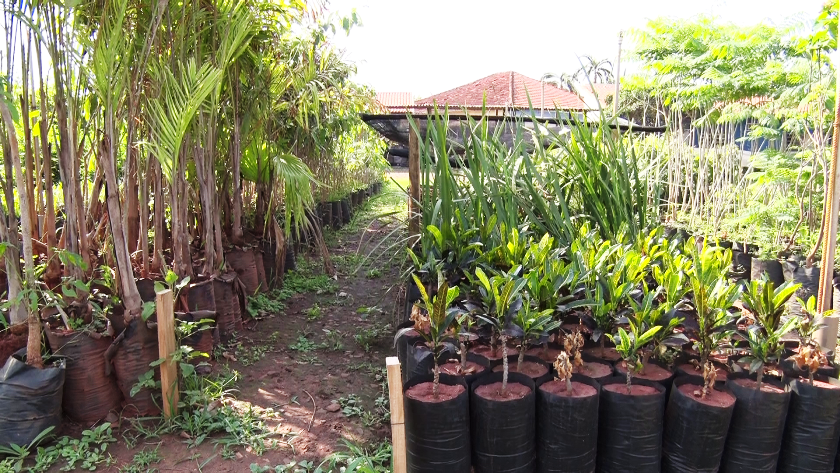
{"left": 326, "top": 0, "right": 828, "bottom": 99}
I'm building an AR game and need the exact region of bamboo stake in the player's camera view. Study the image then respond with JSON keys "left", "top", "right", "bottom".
{"left": 386, "top": 357, "right": 406, "bottom": 473}
{"left": 815, "top": 60, "right": 840, "bottom": 358}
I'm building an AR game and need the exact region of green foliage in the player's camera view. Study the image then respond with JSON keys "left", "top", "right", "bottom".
{"left": 305, "top": 304, "right": 322, "bottom": 321}
{"left": 289, "top": 333, "right": 323, "bottom": 353}
{"left": 738, "top": 278, "right": 801, "bottom": 384}
{"left": 688, "top": 241, "right": 741, "bottom": 369}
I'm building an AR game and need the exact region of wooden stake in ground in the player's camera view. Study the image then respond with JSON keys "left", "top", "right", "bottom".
{"left": 408, "top": 121, "right": 421, "bottom": 239}
{"left": 386, "top": 357, "right": 406, "bottom": 473}
{"left": 156, "top": 289, "right": 179, "bottom": 418}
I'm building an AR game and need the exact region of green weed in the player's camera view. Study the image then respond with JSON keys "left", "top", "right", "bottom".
{"left": 305, "top": 304, "right": 322, "bottom": 321}
{"left": 322, "top": 329, "right": 344, "bottom": 351}
{"left": 119, "top": 445, "right": 162, "bottom": 473}
{"left": 289, "top": 333, "right": 323, "bottom": 353}
{"left": 354, "top": 325, "right": 389, "bottom": 353}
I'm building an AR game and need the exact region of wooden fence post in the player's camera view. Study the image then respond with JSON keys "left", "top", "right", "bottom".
{"left": 156, "top": 289, "right": 179, "bottom": 418}
{"left": 408, "top": 121, "right": 421, "bottom": 239}
{"left": 386, "top": 356, "right": 407, "bottom": 473}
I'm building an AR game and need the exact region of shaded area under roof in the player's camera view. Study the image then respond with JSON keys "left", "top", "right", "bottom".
{"left": 360, "top": 113, "right": 666, "bottom": 149}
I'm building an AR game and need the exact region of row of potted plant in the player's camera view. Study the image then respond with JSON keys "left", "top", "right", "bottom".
{"left": 397, "top": 225, "right": 838, "bottom": 473}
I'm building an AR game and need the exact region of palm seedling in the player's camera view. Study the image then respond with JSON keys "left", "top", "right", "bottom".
{"left": 450, "top": 313, "right": 478, "bottom": 374}
{"left": 473, "top": 268, "right": 527, "bottom": 394}
{"left": 614, "top": 298, "right": 662, "bottom": 393}
{"left": 507, "top": 295, "right": 559, "bottom": 370}
{"left": 579, "top": 246, "right": 648, "bottom": 354}
{"left": 395, "top": 274, "right": 464, "bottom": 397}
{"left": 792, "top": 296, "right": 830, "bottom": 384}
{"left": 688, "top": 241, "right": 741, "bottom": 397}
{"left": 737, "top": 278, "right": 800, "bottom": 389}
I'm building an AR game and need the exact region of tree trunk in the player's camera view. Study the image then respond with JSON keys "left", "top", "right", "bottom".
{"left": 231, "top": 73, "right": 244, "bottom": 245}
{"left": 102, "top": 109, "right": 143, "bottom": 320}
{"left": 0, "top": 98, "right": 42, "bottom": 368}
{"left": 151, "top": 158, "right": 164, "bottom": 273}
{"left": 140, "top": 154, "right": 151, "bottom": 277}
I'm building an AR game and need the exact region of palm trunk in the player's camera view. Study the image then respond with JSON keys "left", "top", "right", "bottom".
{"left": 102, "top": 111, "right": 143, "bottom": 321}
{"left": 151, "top": 158, "right": 164, "bottom": 273}
{"left": 501, "top": 334, "right": 509, "bottom": 394}
{"left": 460, "top": 340, "right": 468, "bottom": 370}
{"left": 140, "top": 155, "right": 151, "bottom": 277}
{"left": 0, "top": 98, "right": 41, "bottom": 368}
{"left": 518, "top": 344, "right": 526, "bottom": 371}
{"left": 756, "top": 365, "right": 763, "bottom": 392}
{"left": 231, "top": 71, "right": 244, "bottom": 245}
{"left": 433, "top": 358, "right": 440, "bottom": 399}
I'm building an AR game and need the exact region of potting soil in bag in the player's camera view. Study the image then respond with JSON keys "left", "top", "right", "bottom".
{"left": 0, "top": 349, "right": 65, "bottom": 447}
{"left": 662, "top": 376, "right": 735, "bottom": 473}
{"left": 777, "top": 378, "right": 840, "bottom": 473}
{"left": 719, "top": 374, "right": 790, "bottom": 473}
{"left": 470, "top": 372, "right": 536, "bottom": 473}
{"left": 404, "top": 374, "right": 470, "bottom": 473}
{"left": 46, "top": 330, "right": 122, "bottom": 422}
{"left": 597, "top": 376, "right": 666, "bottom": 473}
{"left": 109, "top": 319, "right": 160, "bottom": 417}
{"left": 536, "top": 374, "right": 599, "bottom": 473}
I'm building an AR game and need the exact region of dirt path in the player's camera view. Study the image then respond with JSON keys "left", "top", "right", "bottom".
{"left": 46, "top": 180, "right": 408, "bottom": 472}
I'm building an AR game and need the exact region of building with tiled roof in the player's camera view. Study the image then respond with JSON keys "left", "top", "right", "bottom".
{"left": 414, "top": 71, "right": 590, "bottom": 116}
{"left": 375, "top": 92, "right": 421, "bottom": 114}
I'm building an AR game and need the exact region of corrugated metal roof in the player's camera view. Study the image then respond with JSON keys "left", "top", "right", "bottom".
{"left": 415, "top": 71, "right": 589, "bottom": 111}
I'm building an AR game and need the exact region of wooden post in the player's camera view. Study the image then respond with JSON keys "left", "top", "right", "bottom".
{"left": 386, "top": 356, "right": 407, "bottom": 473}
{"left": 156, "top": 289, "right": 179, "bottom": 418}
{"left": 408, "top": 121, "right": 421, "bottom": 239}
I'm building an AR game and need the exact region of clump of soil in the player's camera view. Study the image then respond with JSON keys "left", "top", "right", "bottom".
{"left": 440, "top": 360, "right": 485, "bottom": 377}
{"left": 678, "top": 363, "right": 728, "bottom": 381}
{"left": 578, "top": 361, "right": 612, "bottom": 379}
{"left": 583, "top": 347, "right": 621, "bottom": 362}
{"left": 474, "top": 381, "right": 531, "bottom": 401}
{"left": 492, "top": 361, "right": 548, "bottom": 379}
{"left": 604, "top": 384, "right": 659, "bottom": 396}
{"left": 472, "top": 345, "right": 507, "bottom": 362}
{"left": 405, "top": 382, "right": 466, "bottom": 402}
{"left": 540, "top": 380, "right": 597, "bottom": 398}
{"left": 526, "top": 345, "right": 562, "bottom": 363}
{"left": 732, "top": 377, "right": 784, "bottom": 393}
{"left": 680, "top": 383, "right": 736, "bottom": 408}
{"left": 616, "top": 360, "right": 672, "bottom": 382}
{"left": 0, "top": 331, "right": 28, "bottom": 367}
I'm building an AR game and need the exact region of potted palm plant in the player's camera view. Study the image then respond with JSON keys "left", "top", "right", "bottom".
{"left": 737, "top": 278, "right": 800, "bottom": 389}
{"left": 469, "top": 268, "right": 536, "bottom": 473}
{"left": 535, "top": 346, "right": 600, "bottom": 473}
{"left": 614, "top": 288, "right": 679, "bottom": 391}
{"left": 492, "top": 296, "right": 556, "bottom": 384}
{"left": 438, "top": 313, "right": 489, "bottom": 386}
{"left": 597, "top": 290, "right": 666, "bottom": 473}
{"left": 773, "top": 292, "right": 840, "bottom": 472}
{"left": 399, "top": 274, "right": 471, "bottom": 473}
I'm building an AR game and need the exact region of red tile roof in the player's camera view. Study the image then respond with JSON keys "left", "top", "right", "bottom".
{"left": 585, "top": 83, "right": 615, "bottom": 101}
{"left": 376, "top": 92, "right": 414, "bottom": 108}
{"left": 415, "top": 71, "right": 588, "bottom": 111}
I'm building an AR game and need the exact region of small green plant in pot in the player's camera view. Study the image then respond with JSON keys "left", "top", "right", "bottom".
{"left": 614, "top": 296, "right": 662, "bottom": 393}
{"left": 506, "top": 295, "right": 558, "bottom": 376}
{"left": 793, "top": 296, "right": 832, "bottom": 384}
{"left": 737, "top": 278, "right": 800, "bottom": 390}
{"left": 395, "top": 274, "right": 463, "bottom": 397}
{"left": 688, "top": 241, "right": 741, "bottom": 398}
{"left": 473, "top": 267, "right": 526, "bottom": 394}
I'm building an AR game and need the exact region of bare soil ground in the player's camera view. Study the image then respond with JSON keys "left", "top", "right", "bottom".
{"left": 44, "top": 178, "right": 408, "bottom": 472}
